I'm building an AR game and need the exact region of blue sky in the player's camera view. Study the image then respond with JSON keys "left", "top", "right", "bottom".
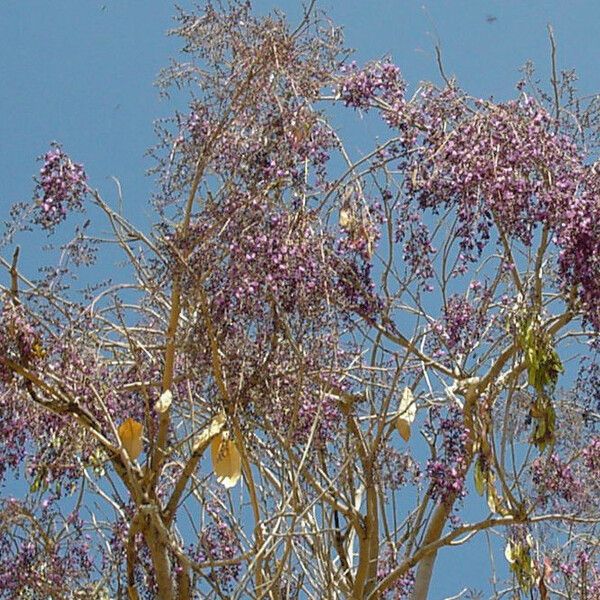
{"left": 2, "top": 1, "right": 600, "bottom": 597}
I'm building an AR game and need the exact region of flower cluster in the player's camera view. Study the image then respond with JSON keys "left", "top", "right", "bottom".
{"left": 425, "top": 405, "right": 469, "bottom": 503}
{"left": 376, "top": 543, "right": 415, "bottom": 598}
{"left": 575, "top": 356, "right": 600, "bottom": 421}
{"left": 554, "top": 169, "right": 600, "bottom": 329}
{"left": 432, "top": 295, "right": 485, "bottom": 356}
{"left": 376, "top": 445, "right": 421, "bottom": 491}
{"left": 338, "top": 60, "right": 405, "bottom": 115}
{"left": 186, "top": 107, "right": 211, "bottom": 144}
{"left": 531, "top": 453, "right": 582, "bottom": 508}
{"left": 0, "top": 498, "right": 93, "bottom": 598}
{"left": 0, "top": 386, "right": 29, "bottom": 483}
{"left": 397, "top": 216, "right": 436, "bottom": 282}
{"left": 33, "top": 143, "right": 87, "bottom": 230}
{"left": 558, "top": 550, "right": 600, "bottom": 596}
{"left": 171, "top": 190, "right": 380, "bottom": 334}
{"left": 175, "top": 104, "right": 338, "bottom": 192}
{"left": 582, "top": 437, "right": 600, "bottom": 475}
{"left": 0, "top": 301, "right": 44, "bottom": 482}
{"left": 412, "top": 97, "right": 581, "bottom": 258}
{"left": 272, "top": 381, "right": 340, "bottom": 447}
{"left": 0, "top": 300, "right": 40, "bottom": 384}
{"left": 343, "top": 71, "right": 600, "bottom": 332}
{"left": 196, "top": 506, "right": 241, "bottom": 590}
{"left": 350, "top": 72, "right": 600, "bottom": 330}
{"left": 152, "top": 4, "right": 342, "bottom": 209}
{"left": 223, "top": 211, "right": 329, "bottom": 315}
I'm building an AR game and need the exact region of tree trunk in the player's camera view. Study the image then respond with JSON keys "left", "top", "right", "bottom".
{"left": 410, "top": 503, "right": 451, "bottom": 599}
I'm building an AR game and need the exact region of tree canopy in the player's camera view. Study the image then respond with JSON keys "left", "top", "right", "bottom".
{"left": 1, "top": 2, "right": 599, "bottom": 598}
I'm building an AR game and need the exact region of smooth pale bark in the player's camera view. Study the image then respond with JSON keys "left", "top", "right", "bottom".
{"left": 411, "top": 380, "right": 480, "bottom": 600}
{"left": 409, "top": 503, "right": 451, "bottom": 600}
{"left": 353, "top": 468, "right": 379, "bottom": 598}
{"left": 145, "top": 524, "right": 176, "bottom": 600}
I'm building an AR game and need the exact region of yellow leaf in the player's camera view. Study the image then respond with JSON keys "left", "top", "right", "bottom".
{"left": 118, "top": 418, "right": 144, "bottom": 460}
{"left": 396, "top": 418, "right": 411, "bottom": 442}
{"left": 211, "top": 432, "right": 242, "bottom": 488}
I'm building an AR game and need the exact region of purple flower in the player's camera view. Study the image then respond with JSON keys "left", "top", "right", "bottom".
{"left": 376, "top": 543, "right": 415, "bottom": 598}
{"left": 531, "top": 453, "right": 582, "bottom": 508}
{"left": 425, "top": 405, "right": 469, "bottom": 503}
{"left": 193, "top": 504, "right": 241, "bottom": 590}
{"left": 33, "top": 143, "right": 87, "bottom": 230}
{"left": 583, "top": 437, "right": 600, "bottom": 475}
{"left": 338, "top": 60, "right": 405, "bottom": 116}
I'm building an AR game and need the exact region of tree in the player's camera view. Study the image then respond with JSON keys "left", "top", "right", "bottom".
{"left": 1, "top": 2, "right": 599, "bottom": 598}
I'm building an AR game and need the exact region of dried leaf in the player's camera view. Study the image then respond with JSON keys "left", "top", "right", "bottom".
{"left": 211, "top": 431, "right": 242, "bottom": 488}
{"left": 154, "top": 390, "right": 173, "bottom": 414}
{"left": 474, "top": 460, "right": 485, "bottom": 496}
{"left": 539, "top": 577, "right": 548, "bottom": 600}
{"left": 118, "top": 418, "right": 144, "bottom": 460}
{"left": 396, "top": 387, "right": 416, "bottom": 441}
{"left": 32, "top": 341, "right": 47, "bottom": 359}
{"left": 505, "top": 542, "right": 515, "bottom": 564}
{"left": 538, "top": 556, "right": 552, "bottom": 600}
{"left": 396, "top": 418, "right": 411, "bottom": 442}
{"left": 193, "top": 412, "right": 226, "bottom": 452}
{"left": 398, "top": 387, "right": 417, "bottom": 422}
{"left": 339, "top": 207, "right": 353, "bottom": 229}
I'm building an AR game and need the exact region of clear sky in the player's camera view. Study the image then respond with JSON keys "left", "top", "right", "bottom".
{"left": 2, "top": 1, "right": 600, "bottom": 597}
